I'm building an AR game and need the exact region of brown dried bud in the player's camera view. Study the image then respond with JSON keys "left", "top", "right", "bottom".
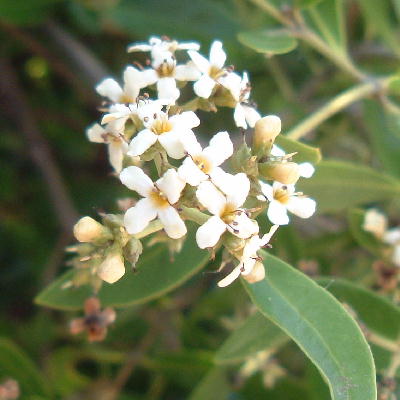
{"left": 73, "top": 217, "right": 110, "bottom": 243}
{"left": 243, "top": 261, "right": 265, "bottom": 283}
{"left": 252, "top": 115, "right": 281, "bottom": 157}
{"left": 97, "top": 252, "right": 125, "bottom": 284}
{"left": 260, "top": 162, "right": 300, "bottom": 185}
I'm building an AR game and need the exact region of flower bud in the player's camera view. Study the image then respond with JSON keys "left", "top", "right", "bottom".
{"left": 259, "top": 162, "right": 300, "bottom": 185}
{"left": 97, "top": 252, "right": 125, "bottom": 284}
{"left": 252, "top": 115, "right": 281, "bottom": 158}
{"left": 243, "top": 261, "right": 265, "bottom": 283}
{"left": 74, "top": 217, "right": 110, "bottom": 243}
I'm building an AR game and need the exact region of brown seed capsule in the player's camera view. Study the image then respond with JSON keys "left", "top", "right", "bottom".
{"left": 243, "top": 261, "right": 265, "bottom": 283}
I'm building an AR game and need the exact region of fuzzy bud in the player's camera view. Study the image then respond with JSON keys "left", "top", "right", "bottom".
{"left": 74, "top": 217, "right": 110, "bottom": 243}
{"left": 97, "top": 252, "right": 125, "bottom": 284}
{"left": 252, "top": 115, "right": 281, "bottom": 158}
{"left": 259, "top": 162, "right": 300, "bottom": 185}
{"left": 243, "top": 261, "right": 265, "bottom": 283}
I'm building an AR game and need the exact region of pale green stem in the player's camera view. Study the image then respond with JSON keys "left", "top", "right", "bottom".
{"left": 287, "top": 77, "right": 391, "bottom": 140}
{"left": 367, "top": 331, "right": 399, "bottom": 353}
{"left": 133, "top": 220, "right": 164, "bottom": 239}
{"left": 180, "top": 206, "right": 210, "bottom": 225}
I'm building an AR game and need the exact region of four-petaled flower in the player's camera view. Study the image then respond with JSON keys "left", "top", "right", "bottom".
{"left": 128, "top": 110, "right": 200, "bottom": 159}
{"left": 120, "top": 166, "right": 187, "bottom": 239}
{"left": 218, "top": 225, "right": 279, "bottom": 287}
{"left": 195, "top": 175, "right": 259, "bottom": 248}
{"left": 178, "top": 130, "right": 233, "bottom": 186}
{"left": 70, "top": 297, "right": 116, "bottom": 342}
{"left": 259, "top": 181, "right": 316, "bottom": 226}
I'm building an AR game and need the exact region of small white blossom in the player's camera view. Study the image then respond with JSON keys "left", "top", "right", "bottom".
{"left": 178, "top": 130, "right": 233, "bottom": 186}
{"left": 128, "top": 110, "right": 200, "bottom": 159}
{"left": 363, "top": 209, "right": 388, "bottom": 239}
{"left": 96, "top": 66, "right": 144, "bottom": 104}
{"left": 120, "top": 167, "right": 186, "bottom": 239}
{"left": 188, "top": 40, "right": 240, "bottom": 99}
{"left": 87, "top": 122, "right": 128, "bottom": 172}
{"left": 260, "top": 181, "right": 316, "bottom": 225}
{"left": 195, "top": 175, "right": 259, "bottom": 248}
{"left": 232, "top": 72, "right": 261, "bottom": 129}
{"left": 383, "top": 227, "right": 400, "bottom": 267}
{"left": 218, "top": 225, "right": 279, "bottom": 287}
{"left": 271, "top": 145, "right": 315, "bottom": 178}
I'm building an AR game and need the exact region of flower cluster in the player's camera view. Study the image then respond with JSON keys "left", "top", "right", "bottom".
{"left": 72, "top": 36, "right": 317, "bottom": 293}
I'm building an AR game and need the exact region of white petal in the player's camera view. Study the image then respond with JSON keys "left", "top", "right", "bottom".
{"left": 267, "top": 200, "right": 290, "bottom": 225}
{"left": 188, "top": 50, "right": 210, "bottom": 74}
{"left": 259, "top": 225, "right": 279, "bottom": 246}
{"left": 157, "top": 77, "right": 180, "bottom": 104}
{"left": 259, "top": 181, "right": 274, "bottom": 201}
{"left": 271, "top": 145, "right": 285, "bottom": 157}
{"left": 218, "top": 72, "right": 241, "bottom": 100}
{"left": 217, "top": 266, "right": 242, "bottom": 287}
{"left": 158, "top": 207, "right": 187, "bottom": 239}
{"left": 124, "top": 199, "right": 157, "bottom": 234}
{"left": 298, "top": 162, "right": 315, "bottom": 178}
{"left": 234, "top": 104, "right": 247, "bottom": 129}
{"left": 120, "top": 166, "right": 154, "bottom": 197}
{"left": 108, "top": 142, "right": 124, "bottom": 172}
{"left": 202, "top": 131, "right": 233, "bottom": 166}
{"left": 287, "top": 196, "right": 316, "bottom": 219}
{"left": 177, "top": 41, "right": 200, "bottom": 51}
{"left": 178, "top": 157, "right": 208, "bottom": 186}
{"left": 180, "top": 131, "right": 202, "bottom": 155}
{"left": 123, "top": 66, "right": 143, "bottom": 98}
{"left": 196, "top": 181, "right": 227, "bottom": 216}
{"left": 383, "top": 228, "right": 400, "bottom": 245}
{"left": 170, "top": 111, "right": 200, "bottom": 129}
{"left": 209, "top": 40, "right": 226, "bottom": 69}
{"left": 158, "top": 130, "right": 185, "bottom": 159}
{"left": 136, "top": 101, "right": 164, "bottom": 126}
{"left": 225, "top": 173, "right": 250, "bottom": 208}
{"left": 140, "top": 69, "right": 159, "bottom": 87}
{"left": 87, "top": 123, "right": 106, "bottom": 143}
{"left": 243, "top": 106, "right": 261, "bottom": 128}
{"left": 175, "top": 63, "right": 201, "bottom": 81}
{"left": 196, "top": 216, "right": 226, "bottom": 248}
{"left": 156, "top": 169, "right": 185, "bottom": 204}
{"left": 96, "top": 78, "right": 123, "bottom": 103}
{"left": 193, "top": 75, "right": 216, "bottom": 98}
{"left": 228, "top": 212, "right": 259, "bottom": 239}
{"left": 128, "top": 129, "right": 158, "bottom": 156}
{"left": 392, "top": 245, "right": 400, "bottom": 267}
{"left": 127, "top": 43, "right": 152, "bottom": 52}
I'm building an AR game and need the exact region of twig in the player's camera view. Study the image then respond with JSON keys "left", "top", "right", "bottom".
{"left": 0, "top": 58, "right": 78, "bottom": 232}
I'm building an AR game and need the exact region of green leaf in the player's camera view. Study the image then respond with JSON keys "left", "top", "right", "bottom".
{"left": 215, "top": 312, "right": 289, "bottom": 364}
{"left": 297, "top": 160, "right": 400, "bottom": 213}
{"left": 348, "top": 208, "right": 385, "bottom": 256}
{"left": 0, "top": 338, "right": 49, "bottom": 397}
{"left": 275, "top": 135, "right": 322, "bottom": 164}
{"left": 243, "top": 252, "right": 377, "bottom": 400}
{"left": 362, "top": 100, "right": 400, "bottom": 178}
{"left": 317, "top": 277, "right": 400, "bottom": 341}
{"left": 238, "top": 30, "right": 298, "bottom": 55}
{"left": 295, "top": 0, "right": 323, "bottom": 8}
{"left": 35, "top": 225, "right": 209, "bottom": 310}
{"left": 189, "top": 367, "right": 231, "bottom": 400}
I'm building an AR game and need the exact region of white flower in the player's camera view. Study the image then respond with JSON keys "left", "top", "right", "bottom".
{"left": 87, "top": 122, "right": 129, "bottom": 172}
{"left": 271, "top": 145, "right": 315, "bottom": 178}
{"left": 218, "top": 225, "right": 279, "bottom": 287}
{"left": 127, "top": 36, "right": 200, "bottom": 66}
{"left": 260, "top": 181, "right": 316, "bottom": 225}
{"left": 188, "top": 40, "right": 239, "bottom": 99}
{"left": 120, "top": 167, "right": 186, "bottom": 239}
{"left": 232, "top": 72, "right": 261, "bottom": 129}
{"left": 128, "top": 110, "right": 200, "bottom": 159}
{"left": 363, "top": 209, "right": 388, "bottom": 239}
{"left": 383, "top": 227, "right": 400, "bottom": 267}
{"left": 178, "top": 131, "right": 233, "bottom": 186}
{"left": 96, "top": 66, "right": 144, "bottom": 104}
{"left": 195, "top": 175, "right": 259, "bottom": 248}
{"left": 139, "top": 55, "right": 201, "bottom": 104}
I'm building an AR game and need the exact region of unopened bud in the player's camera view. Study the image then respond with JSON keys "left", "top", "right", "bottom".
{"left": 97, "top": 252, "right": 125, "bottom": 284}
{"left": 259, "top": 162, "right": 300, "bottom": 185}
{"left": 243, "top": 261, "right": 265, "bottom": 283}
{"left": 253, "top": 115, "right": 281, "bottom": 158}
{"left": 74, "top": 217, "right": 110, "bottom": 243}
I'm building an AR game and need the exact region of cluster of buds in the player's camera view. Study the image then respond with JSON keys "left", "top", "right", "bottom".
{"left": 70, "top": 36, "right": 317, "bottom": 295}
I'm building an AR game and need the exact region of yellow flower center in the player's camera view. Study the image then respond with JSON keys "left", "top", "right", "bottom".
{"left": 274, "top": 187, "right": 290, "bottom": 204}
{"left": 151, "top": 116, "right": 173, "bottom": 135}
{"left": 221, "top": 203, "right": 238, "bottom": 224}
{"left": 193, "top": 155, "right": 212, "bottom": 174}
{"left": 149, "top": 189, "right": 170, "bottom": 209}
{"left": 209, "top": 65, "right": 225, "bottom": 80}
{"left": 157, "top": 61, "right": 176, "bottom": 78}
